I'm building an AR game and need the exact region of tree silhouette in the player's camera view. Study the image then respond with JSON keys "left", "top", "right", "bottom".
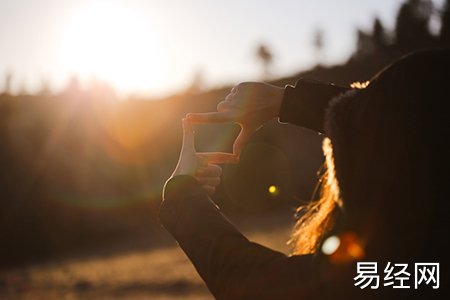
{"left": 372, "top": 18, "right": 390, "bottom": 54}
{"left": 3, "top": 73, "right": 12, "bottom": 94}
{"left": 64, "top": 74, "right": 82, "bottom": 95}
{"left": 395, "top": 0, "right": 434, "bottom": 54}
{"left": 18, "top": 83, "right": 28, "bottom": 96}
{"left": 186, "top": 69, "right": 206, "bottom": 95}
{"left": 313, "top": 28, "right": 325, "bottom": 65}
{"left": 39, "top": 78, "right": 52, "bottom": 96}
{"left": 440, "top": 0, "right": 450, "bottom": 47}
{"left": 354, "top": 29, "right": 374, "bottom": 60}
{"left": 257, "top": 44, "right": 273, "bottom": 81}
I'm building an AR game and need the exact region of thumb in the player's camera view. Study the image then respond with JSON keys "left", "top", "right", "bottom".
{"left": 181, "top": 118, "right": 195, "bottom": 153}
{"left": 172, "top": 119, "right": 197, "bottom": 177}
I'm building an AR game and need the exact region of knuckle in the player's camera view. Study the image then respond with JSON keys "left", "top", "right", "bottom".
{"left": 217, "top": 101, "right": 228, "bottom": 112}
{"left": 215, "top": 166, "right": 223, "bottom": 176}
{"left": 203, "top": 185, "right": 215, "bottom": 195}
{"left": 209, "top": 187, "right": 216, "bottom": 195}
{"left": 199, "top": 167, "right": 209, "bottom": 176}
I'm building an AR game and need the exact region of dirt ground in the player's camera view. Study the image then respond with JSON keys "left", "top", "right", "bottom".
{"left": 0, "top": 212, "right": 294, "bottom": 300}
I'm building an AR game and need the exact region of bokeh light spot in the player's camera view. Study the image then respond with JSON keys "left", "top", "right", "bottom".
{"left": 322, "top": 235, "right": 340, "bottom": 255}
{"left": 222, "top": 142, "right": 291, "bottom": 211}
{"left": 268, "top": 185, "right": 281, "bottom": 197}
{"left": 328, "top": 232, "right": 366, "bottom": 264}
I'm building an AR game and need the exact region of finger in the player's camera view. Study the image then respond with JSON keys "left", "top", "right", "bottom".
{"left": 196, "top": 176, "right": 221, "bottom": 187}
{"left": 186, "top": 112, "right": 232, "bottom": 124}
{"left": 197, "top": 152, "right": 239, "bottom": 164}
{"left": 202, "top": 185, "right": 216, "bottom": 196}
{"left": 196, "top": 164, "right": 223, "bottom": 177}
{"left": 181, "top": 118, "right": 195, "bottom": 151}
{"left": 233, "top": 128, "right": 254, "bottom": 158}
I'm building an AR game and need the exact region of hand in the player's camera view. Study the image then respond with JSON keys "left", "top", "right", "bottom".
{"left": 187, "top": 82, "right": 284, "bottom": 161}
{"left": 171, "top": 118, "right": 224, "bottom": 195}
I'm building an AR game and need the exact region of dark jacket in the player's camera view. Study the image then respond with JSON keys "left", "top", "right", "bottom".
{"left": 160, "top": 49, "right": 450, "bottom": 300}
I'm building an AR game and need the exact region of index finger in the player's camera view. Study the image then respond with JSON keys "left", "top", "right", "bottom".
{"left": 232, "top": 127, "right": 254, "bottom": 158}
{"left": 187, "top": 112, "right": 233, "bottom": 124}
{"left": 197, "top": 152, "right": 239, "bottom": 164}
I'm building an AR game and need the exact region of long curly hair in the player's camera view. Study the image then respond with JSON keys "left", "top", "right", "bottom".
{"left": 289, "top": 137, "right": 341, "bottom": 255}
{"left": 289, "top": 49, "right": 450, "bottom": 262}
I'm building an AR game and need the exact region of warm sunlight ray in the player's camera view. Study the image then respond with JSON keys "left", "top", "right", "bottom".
{"left": 60, "top": 1, "right": 166, "bottom": 94}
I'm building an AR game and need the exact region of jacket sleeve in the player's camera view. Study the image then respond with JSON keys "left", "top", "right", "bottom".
{"left": 279, "top": 78, "right": 351, "bottom": 133}
{"left": 160, "top": 175, "right": 327, "bottom": 300}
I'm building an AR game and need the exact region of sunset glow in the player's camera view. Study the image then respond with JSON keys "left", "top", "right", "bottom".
{"left": 60, "top": 1, "right": 166, "bottom": 94}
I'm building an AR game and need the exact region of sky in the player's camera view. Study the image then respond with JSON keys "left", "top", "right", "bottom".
{"left": 0, "top": 0, "right": 445, "bottom": 98}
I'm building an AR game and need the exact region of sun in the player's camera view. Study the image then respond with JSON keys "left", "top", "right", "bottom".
{"left": 60, "top": 1, "right": 166, "bottom": 94}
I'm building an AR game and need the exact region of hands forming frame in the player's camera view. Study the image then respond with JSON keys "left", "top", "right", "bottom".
{"left": 171, "top": 82, "right": 285, "bottom": 195}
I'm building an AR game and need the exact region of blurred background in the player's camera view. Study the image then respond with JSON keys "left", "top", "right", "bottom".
{"left": 0, "top": 0, "right": 449, "bottom": 299}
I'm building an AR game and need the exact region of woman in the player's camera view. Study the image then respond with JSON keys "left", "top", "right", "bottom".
{"left": 159, "top": 49, "right": 449, "bottom": 299}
